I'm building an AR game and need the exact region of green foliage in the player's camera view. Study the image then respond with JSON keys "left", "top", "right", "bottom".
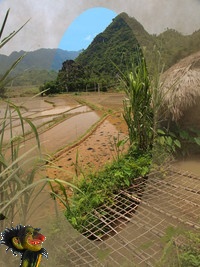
{"left": 75, "top": 12, "right": 200, "bottom": 88}
{"left": 39, "top": 80, "right": 60, "bottom": 95}
{"left": 156, "top": 125, "right": 200, "bottom": 156}
{"left": 43, "top": 60, "right": 92, "bottom": 93}
{"left": 155, "top": 128, "right": 181, "bottom": 154}
{"left": 76, "top": 13, "right": 140, "bottom": 87}
{"left": 0, "top": 101, "right": 42, "bottom": 228}
{"left": 156, "top": 28, "right": 200, "bottom": 70}
{"left": 56, "top": 60, "right": 87, "bottom": 92}
{"left": 65, "top": 153, "right": 151, "bottom": 231}
{"left": 158, "top": 227, "right": 200, "bottom": 267}
{"left": 174, "top": 127, "right": 200, "bottom": 155}
{"left": 39, "top": 13, "right": 200, "bottom": 95}
{"left": 179, "top": 231, "right": 200, "bottom": 267}
{"left": 121, "top": 54, "right": 154, "bottom": 152}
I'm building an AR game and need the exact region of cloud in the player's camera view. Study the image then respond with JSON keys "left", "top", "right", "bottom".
{"left": 84, "top": 34, "right": 96, "bottom": 42}
{"left": 0, "top": 0, "right": 200, "bottom": 55}
{"left": 84, "top": 35, "right": 92, "bottom": 41}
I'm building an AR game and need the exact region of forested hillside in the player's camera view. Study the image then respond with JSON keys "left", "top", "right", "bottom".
{"left": 51, "top": 12, "right": 199, "bottom": 93}
{"left": 76, "top": 12, "right": 200, "bottom": 80}
{"left": 76, "top": 13, "right": 141, "bottom": 85}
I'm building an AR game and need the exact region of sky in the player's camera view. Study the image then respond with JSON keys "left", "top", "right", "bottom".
{"left": 58, "top": 8, "right": 117, "bottom": 51}
{"left": 0, "top": 0, "right": 200, "bottom": 55}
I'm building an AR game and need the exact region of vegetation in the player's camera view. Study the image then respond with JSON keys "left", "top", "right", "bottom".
{"left": 158, "top": 226, "right": 200, "bottom": 267}
{"left": 1, "top": 8, "right": 200, "bottom": 266}
{"left": 0, "top": 48, "right": 80, "bottom": 86}
{"left": 8, "top": 69, "right": 57, "bottom": 87}
{"left": 75, "top": 13, "right": 200, "bottom": 89}
{"left": 40, "top": 12, "right": 200, "bottom": 96}
{"left": 122, "top": 55, "right": 153, "bottom": 152}
{"left": 1, "top": 12, "right": 199, "bottom": 90}
{"left": 65, "top": 152, "right": 151, "bottom": 231}
{"left": 64, "top": 51, "right": 153, "bottom": 233}
{"left": 62, "top": 48, "right": 198, "bottom": 244}
{"left": 76, "top": 14, "right": 141, "bottom": 87}
{"left": 0, "top": 9, "right": 75, "bottom": 234}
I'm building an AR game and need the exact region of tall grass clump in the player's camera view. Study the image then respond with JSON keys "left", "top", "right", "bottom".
{"left": 0, "top": 9, "right": 31, "bottom": 229}
{"left": 0, "top": 101, "right": 43, "bottom": 228}
{"left": 0, "top": 9, "right": 75, "bottom": 233}
{"left": 121, "top": 52, "right": 154, "bottom": 153}
{"left": 121, "top": 48, "right": 182, "bottom": 160}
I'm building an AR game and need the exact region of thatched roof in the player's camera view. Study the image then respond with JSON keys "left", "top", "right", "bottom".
{"left": 161, "top": 51, "right": 200, "bottom": 121}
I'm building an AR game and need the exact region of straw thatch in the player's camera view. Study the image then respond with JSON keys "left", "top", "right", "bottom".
{"left": 161, "top": 51, "right": 200, "bottom": 121}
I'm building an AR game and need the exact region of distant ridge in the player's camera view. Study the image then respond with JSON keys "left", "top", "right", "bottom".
{"left": 0, "top": 48, "right": 81, "bottom": 74}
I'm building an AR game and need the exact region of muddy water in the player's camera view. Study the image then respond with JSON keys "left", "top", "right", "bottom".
{"left": 1, "top": 96, "right": 80, "bottom": 141}
{"left": 2, "top": 105, "right": 92, "bottom": 143}
{"left": 1, "top": 96, "right": 101, "bottom": 229}
{"left": 40, "top": 111, "right": 100, "bottom": 154}
{"left": 173, "top": 156, "right": 200, "bottom": 176}
{"left": 17, "top": 111, "right": 100, "bottom": 164}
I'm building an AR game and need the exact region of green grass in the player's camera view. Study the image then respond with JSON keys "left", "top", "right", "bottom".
{"left": 157, "top": 226, "right": 200, "bottom": 267}
{"left": 65, "top": 152, "right": 151, "bottom": 232}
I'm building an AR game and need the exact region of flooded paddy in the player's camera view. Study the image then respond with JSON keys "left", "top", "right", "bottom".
{"left": 1, "top": 93, "right": 200, "bottom": 220}
{"left": 2, "top": 92, "right": 200, "bottom": 178}
{"left": 1, "top": 95, "right": 93, "bottom": 145}
{"left": 40, "top": 111, "right": 100, "bottom": 154}
{"left": 173, "top": 156, "right": 200, "bottom": 176}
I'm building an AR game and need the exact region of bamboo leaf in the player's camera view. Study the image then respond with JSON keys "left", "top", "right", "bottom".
{"left": 194, "top": 137, "right": 200, "bottom": 146}
{"left": 0, "top": 17, "right": 30, "bottom": 49}
{"left": 174, "top": 139, "right": 181, "bottom": 148}
{"left": 0, "top": 54, "right": 26, "bottom": 86}
{"left": 157, "top": 128, "right": 166, "bottom": 136}
{"left": 23, "top": 117, "right": 40, "bottom": 150}
{"left": 6, "top": 100, "right": 25, "bottom": 136}
{"left": 0, "top": 9, "right": 10, "bottom": 39}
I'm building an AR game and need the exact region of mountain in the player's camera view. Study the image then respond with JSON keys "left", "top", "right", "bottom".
{"left": 76, "top": 13, "right": 143, "bottom": 82}
{"left": 0, "top": 48, "right": 81, "bottom": 74}
{"left": 75, "top": 12, "right": 200, "bottom": 81}
{"left": 2, "top": 12, "right": 200, "bottom": 88}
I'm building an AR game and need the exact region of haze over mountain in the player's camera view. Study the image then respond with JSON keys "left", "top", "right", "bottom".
{"left": 0, "top": 48, "right": 81, "bottom": 74}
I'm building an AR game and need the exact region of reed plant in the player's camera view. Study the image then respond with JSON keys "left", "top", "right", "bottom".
{"left": 0, "top": 9, "right": 76, "bottom": 233}
{"left": 0, "top": 9, "right": 29, "bottom": 97}
{"left": 0, "top": 100, "right": 43, "bottom": 228}
{"left": 0, "top": 99, "right": 77, "bottom": 230}
{"left": 121, "top": 53, "right": 154, "bottom": 152}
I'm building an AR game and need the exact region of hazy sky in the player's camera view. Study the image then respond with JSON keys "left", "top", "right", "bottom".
{"left": 0, "top": 0, "right": 200, "bottom": 55}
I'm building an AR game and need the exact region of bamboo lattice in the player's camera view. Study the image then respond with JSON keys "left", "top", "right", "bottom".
{"left": 64, "top": 165, "right": 200, "bottom": 266}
